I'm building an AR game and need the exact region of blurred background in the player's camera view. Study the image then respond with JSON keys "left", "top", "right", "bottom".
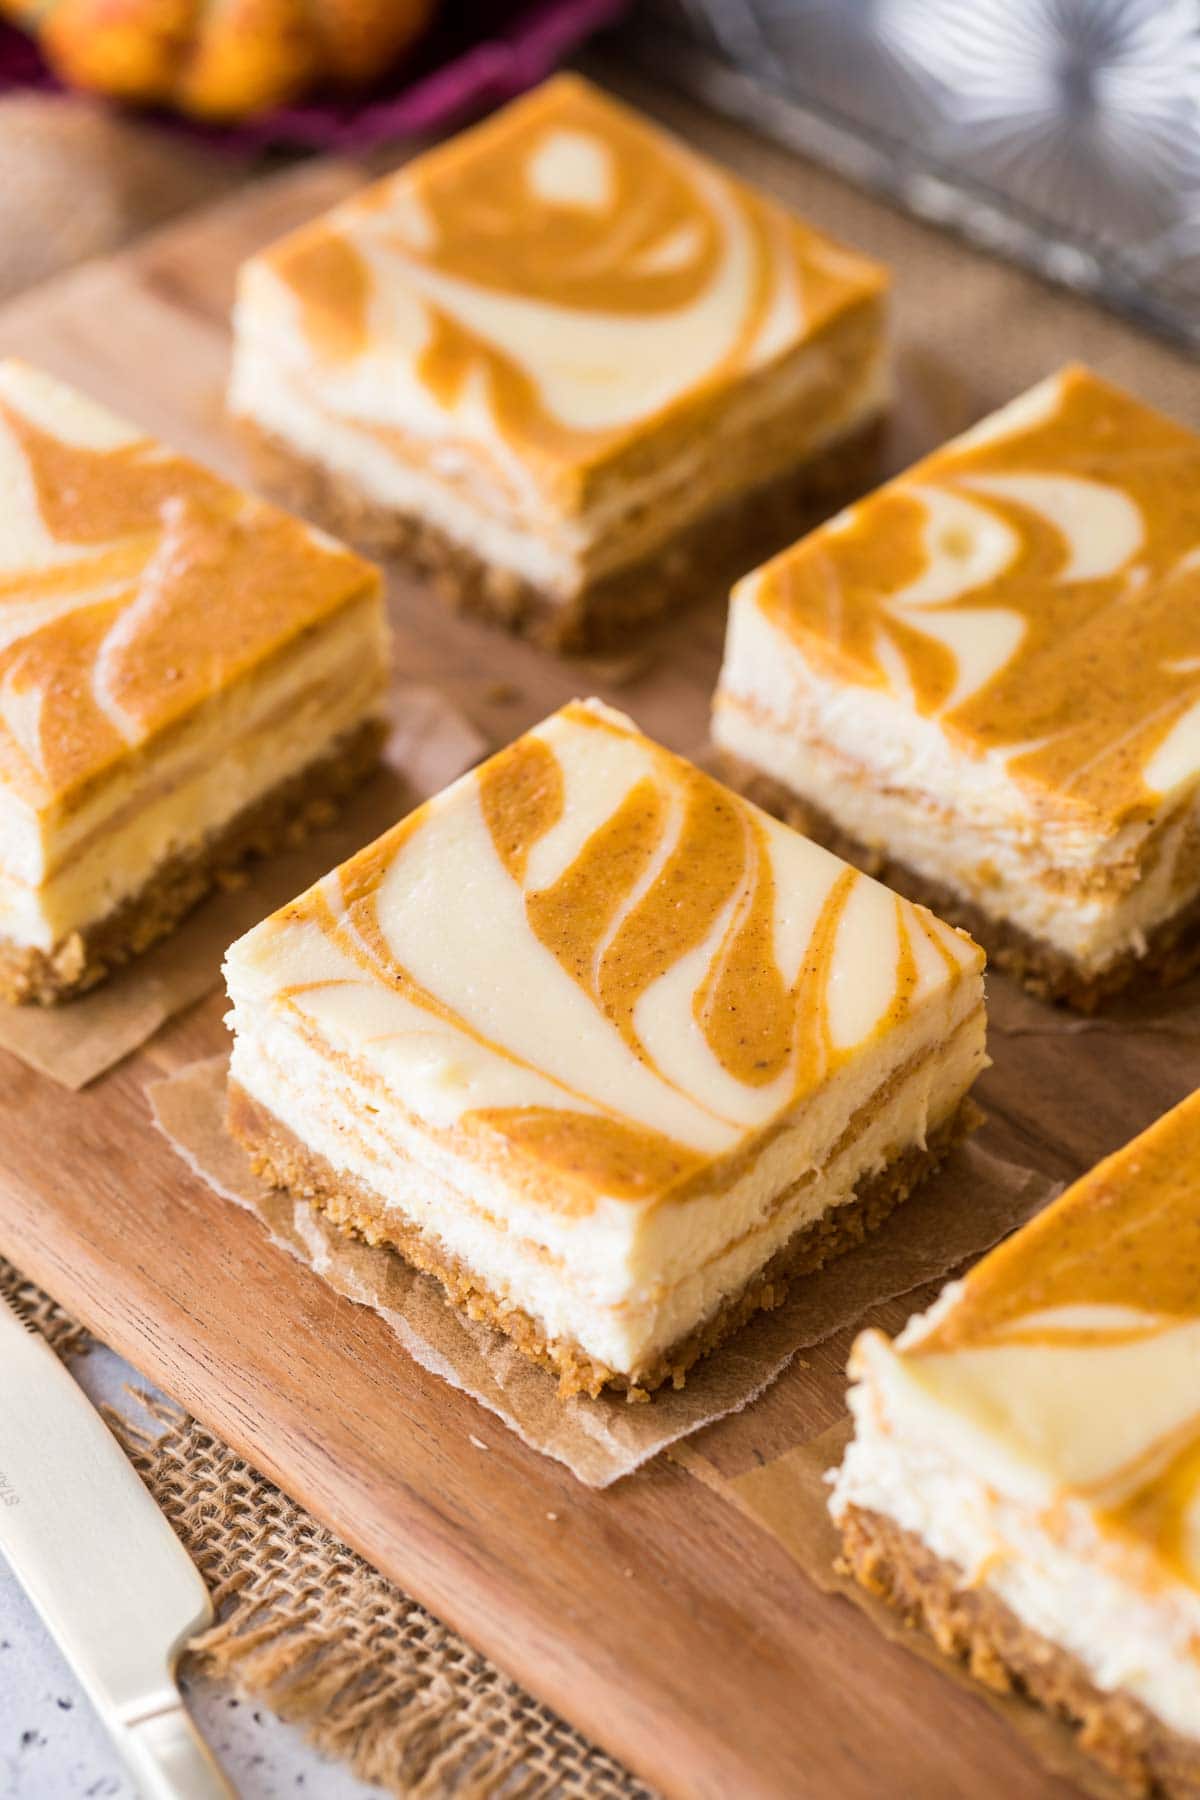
{"left": 0, "top": 0, "right": 1196, "bottom": 343}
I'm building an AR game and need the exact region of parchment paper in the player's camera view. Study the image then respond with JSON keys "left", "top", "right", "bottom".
{"left": 685, "top": 1421, "right": 1126, "bottom": 1800}
{"left": 149, "top": 1055, "right": 1060, "bottom": 1488}
{"left": 0, "top": 687, "right": 486, "bottom": 1089}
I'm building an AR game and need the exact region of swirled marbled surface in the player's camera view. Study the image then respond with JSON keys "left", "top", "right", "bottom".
{"left": 0, "top": 360, "right": 379, "bottom": 816}
{"left": 744, "top": 365, "right": 1200, "bottom": 827}
{"left": 252, "top": 74, "right": 886, "bottom": 490}
{"left": 233, "top": 699, "right": 982, "bottom": 1211}
{"left": 906, "top": 1087, "right": 1200, "bottom": 1590}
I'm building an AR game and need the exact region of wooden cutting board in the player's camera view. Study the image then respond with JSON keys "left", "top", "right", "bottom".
{"left": 0, "top": 81, "right": 1197, "bottom": 1799}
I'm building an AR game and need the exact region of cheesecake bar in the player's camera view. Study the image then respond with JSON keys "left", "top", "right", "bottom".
{"left": 714, "top": 365, "right": 1200, "bottom": 1008}
{"left": 224, "top": 698, "right": 985, "bottom": 1398}
{"left": 228, "top": 73, "right": 889, "bottom": 652}
{"left": 0, "top": 359, "right": 390, "bottom": 1004}
{"left": 830, "top": 1089, "right": 1200, "bottom": 1797}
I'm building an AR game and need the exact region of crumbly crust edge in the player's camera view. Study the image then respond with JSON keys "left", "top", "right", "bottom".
{"left": 838, "top": 1503, "right": 1200, "bottom": 1799}
{"left": 226, "top": 1080, "right": 977, "bottom": 1401}
{"left": 233, "top": 415, "right": 886, "bottom": 654}
{"left": 718, "top": 753, "right": 1200, "bottom": 1012}
{"left": 0, "top": 717, "right": 386, "bottom": 1006}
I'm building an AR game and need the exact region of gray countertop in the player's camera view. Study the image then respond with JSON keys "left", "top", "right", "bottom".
{"left": 0, "top": 1344, "right": 385, "bottom": 1800}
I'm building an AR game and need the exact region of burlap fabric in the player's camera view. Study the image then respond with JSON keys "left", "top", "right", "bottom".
{"left": 3, "top": 61, "right": 1196, "bottom": 1800}
{"left": 0, "top": 1257, "right": 652, "bottom": 1800}
{"left": 0, "top": 102, "right": 656, "bottom": 1792}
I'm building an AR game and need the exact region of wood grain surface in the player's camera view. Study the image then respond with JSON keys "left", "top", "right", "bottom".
{"left": 0, "top": 81, "right": 1197, "bottom": 1799}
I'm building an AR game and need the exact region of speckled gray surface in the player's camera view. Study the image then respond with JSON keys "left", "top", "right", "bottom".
{"left": 0, "top": 1345, "right": 386, "bottom": 1800}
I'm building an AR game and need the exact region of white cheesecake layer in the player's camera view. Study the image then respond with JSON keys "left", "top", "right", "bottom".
{"left": 224, "top": 697, "right": 985, "bottom": 1377}
{"left": 0, "top": 596, "right": 388, "bottom": 951}
{"left": 229, "top": 73, "right": 889, "bottom": 604}
{"left": 830, "top": 1316, "right": 1200, "bottom": 1743}
{"left": 228, "top": 998, "right": 983, "bottom": 1373}
{"left": 230, "top": 319, "right": 888, "bottom": 600}
{"left": 713, "top": 363, "right": 1200, "bottom": 978}
{"left": 714, "top": 611, "right": 1200, "bottom": 974}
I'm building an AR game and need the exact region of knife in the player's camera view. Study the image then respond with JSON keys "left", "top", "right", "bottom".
{"left": 0, "top": 1290, "right": 231, "bottom": 1798}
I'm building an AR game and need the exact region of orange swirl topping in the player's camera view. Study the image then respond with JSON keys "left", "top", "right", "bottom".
{"left": 749, "top": 365, "right": 1200, "bottom": 826}
{"left": 913, "top": 1089, "right": 1200, "bottom": 1589}
{"left": 264, "top": 700, "right": 982, "bottom": 1210}
{"left": 0, "top": 361, "right": 378, "bottom": 815}
{"left": 260, "top": 74, "right": 887, "bottom": 491}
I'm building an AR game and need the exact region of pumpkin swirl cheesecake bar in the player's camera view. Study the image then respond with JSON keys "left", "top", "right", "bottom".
{"left": 714, "top": 365, "right": 1200, "bottom": 1007}
{"left": 228, "top": 73, "right": 889, "bottom": 651}
{"left": 830, "top": 1089, "right": 1200, "bottom": 1797}
{"left": 0, "top": 360, "right": 390, "bottom": 1004}
{"left": 223, "top": 699, "right": 985, "bottom": 1398}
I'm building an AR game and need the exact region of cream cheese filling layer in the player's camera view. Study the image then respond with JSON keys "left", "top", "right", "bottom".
{"left": 226, "top": 996, "right": 984, "bottom": 1374}
{"left": 713, "top": 651, "right": 1198, "bottom": 974}
{"left": 229, "top": 327, "right": 889, "bottom": 600}
{"left": 830, "top": 1324, "right": 1200, "bottom": 1743}
{"left": 716, "top": 587, "right": 1171, "bottom": 863}
{"left": 225, "top": 916, "right": 983, "bottom": 1298}
{"left": 0, "top": 597, "right": 388, "bottom": 950}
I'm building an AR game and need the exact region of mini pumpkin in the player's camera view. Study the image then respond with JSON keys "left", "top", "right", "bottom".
{"left": 0, "top": 0, "right": 437, "bottom": 120}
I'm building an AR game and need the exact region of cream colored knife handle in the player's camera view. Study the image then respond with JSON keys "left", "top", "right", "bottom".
{"left": 123, "top": 1699, "right": 234, "bottom": 1800}
{"left": 0, "top": 1295, "right": 231, "bottom": 1800}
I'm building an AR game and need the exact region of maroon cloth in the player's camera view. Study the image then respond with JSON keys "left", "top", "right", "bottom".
{"left": 0, "top": 0, "right": 630, "bottom": 149}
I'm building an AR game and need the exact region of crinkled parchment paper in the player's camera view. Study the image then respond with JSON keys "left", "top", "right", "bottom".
{"left": 150, "top": 1055, "right": 1061, "bottom": 1488}
{"left": 685, "top": 1422, "right": 1125, "bottom": 1799}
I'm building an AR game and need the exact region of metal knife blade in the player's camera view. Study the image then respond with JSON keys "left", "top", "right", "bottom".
{"left": 0, "top": 1292, "right": 231, "bottom": 1798}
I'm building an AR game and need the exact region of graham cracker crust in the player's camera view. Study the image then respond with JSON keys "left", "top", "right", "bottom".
{"left": 720, "top": 753, "right": 1200, "bottom": 1013}
{"left": 0, "top": 717, "right": 385, "bottom": 1007}
{"left": 226, "top": 1080, "right": 976, "bottom": 1401}
{"left": 237, "top": 416, "right": 885, "bottom": 655}
{"left": 838, "top": 1504, "right": 1200, "bottom": 1798}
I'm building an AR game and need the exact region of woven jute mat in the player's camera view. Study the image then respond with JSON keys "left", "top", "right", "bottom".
{"left": 0, "top": 1257, "right": 652, "bottom": 1800}
{"left": 0, "top": 98, "right": 650, "bottom": 1797}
